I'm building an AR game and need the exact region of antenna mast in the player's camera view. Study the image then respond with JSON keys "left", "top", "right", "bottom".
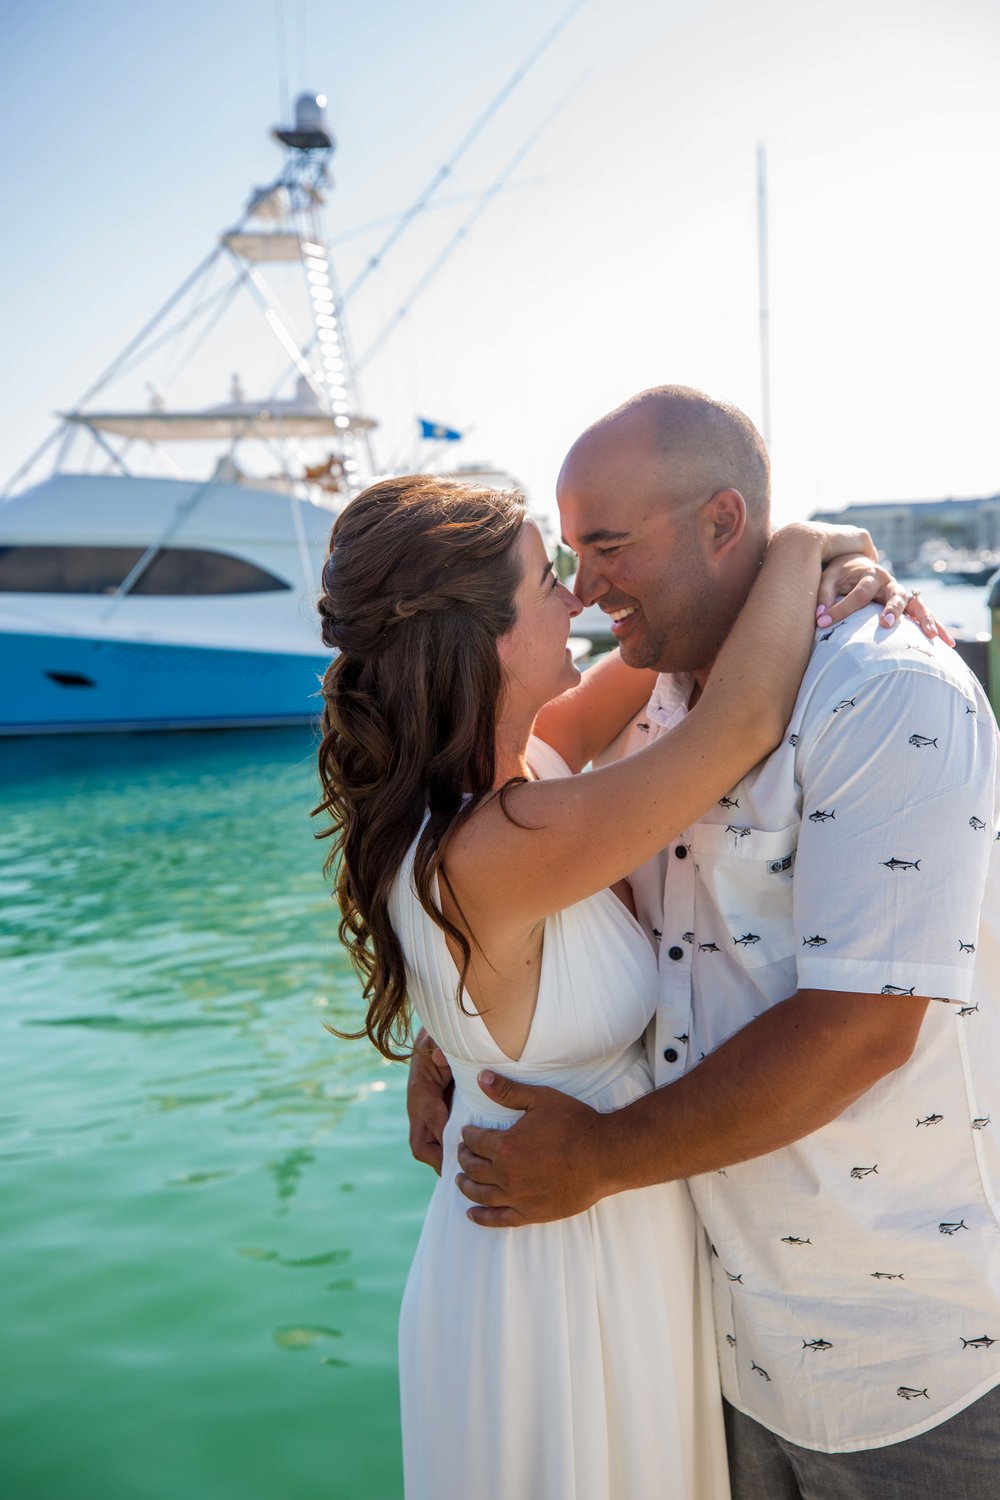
{"left": 756, "top": 142, "right": 771, "bottom": 451}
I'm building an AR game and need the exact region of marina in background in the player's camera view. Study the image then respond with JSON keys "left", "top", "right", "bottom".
{"left": 0, "top": 89, "right": 563, "bottom": 737}
{"left": 810, "top": 494, "right": 1000, "bottom": 581}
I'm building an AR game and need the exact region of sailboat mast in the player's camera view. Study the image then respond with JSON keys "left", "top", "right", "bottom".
{"left": 756, "top": 142, "right": 771, "bottom": 451}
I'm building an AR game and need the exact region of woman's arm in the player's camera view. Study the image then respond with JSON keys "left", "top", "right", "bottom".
{"left": 447, "top": 524, "right": 857, "bottom": 929}
{"left": 533, "top": 543, "right": 950, "bottom": 777}
{"left": 532, "top": 652, "right": 658, "bottom": 773}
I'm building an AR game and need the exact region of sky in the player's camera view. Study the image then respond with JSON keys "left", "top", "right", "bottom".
{"left": 2, "top": 0, "right": 999, "bottom": 527}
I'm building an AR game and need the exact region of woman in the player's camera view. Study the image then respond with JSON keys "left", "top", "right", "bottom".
{"left": 314, "top": 475, "right": 933, "bottom": 1499}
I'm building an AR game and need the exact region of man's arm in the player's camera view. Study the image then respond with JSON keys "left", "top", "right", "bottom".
{"left": 456, "top": 988, "right": 927, "bottom": 1225}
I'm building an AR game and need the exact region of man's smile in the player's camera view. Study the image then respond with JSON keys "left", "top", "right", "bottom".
{"left": 604, "top": 603, "right": 639, "bottom": 637}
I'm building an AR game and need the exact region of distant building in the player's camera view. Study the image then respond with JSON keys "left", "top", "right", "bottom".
{"left": 809, "top": 494, "right": 1000, "bottom": 569}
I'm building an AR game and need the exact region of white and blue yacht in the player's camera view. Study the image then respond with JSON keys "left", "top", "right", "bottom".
{"left": 0, "top": 94, "right": 472, "bottom": 734}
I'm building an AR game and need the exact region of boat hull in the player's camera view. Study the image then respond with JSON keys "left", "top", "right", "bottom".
{"left": 0, "top": 630, "right": 331, "bottom": 734}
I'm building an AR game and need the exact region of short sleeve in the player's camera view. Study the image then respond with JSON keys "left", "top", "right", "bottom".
{"left": 526, "top": 734, "right": 573, "bottom": 781}
{"left": 793, "top": 666, "right": 997, "bottom": 1004}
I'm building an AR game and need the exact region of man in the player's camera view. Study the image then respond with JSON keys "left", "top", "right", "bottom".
{"left": 409, "top": 386, "right": 1000, "bottom": 1496}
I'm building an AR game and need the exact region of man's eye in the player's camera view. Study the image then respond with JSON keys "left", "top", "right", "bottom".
{"left": 597, "top": 545, "right": 621, "bottom": 558}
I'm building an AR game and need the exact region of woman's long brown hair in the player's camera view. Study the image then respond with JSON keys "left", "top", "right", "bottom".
{"left": 314, "top": 475, "right": 526, "bottom": 1060}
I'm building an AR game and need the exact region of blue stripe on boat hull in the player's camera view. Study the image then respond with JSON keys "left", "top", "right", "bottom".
{"left": 1, "top": 631, "right": 331, "bottom": 734}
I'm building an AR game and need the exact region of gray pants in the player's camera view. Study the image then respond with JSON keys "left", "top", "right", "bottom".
{"left": 724, "top": 1385, "right": 1000, "bottom": 1500}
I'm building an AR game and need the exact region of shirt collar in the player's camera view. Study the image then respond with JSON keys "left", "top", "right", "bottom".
{"left": 647, "top": 672, "right": 695, "bottom": 728}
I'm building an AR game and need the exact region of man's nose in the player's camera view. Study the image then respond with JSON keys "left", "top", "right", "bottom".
{"left": 572, "top": 556, "right": 607, "bottom": 608}
{"left": 560, "top": 583, "right": 583, "bottom": 618}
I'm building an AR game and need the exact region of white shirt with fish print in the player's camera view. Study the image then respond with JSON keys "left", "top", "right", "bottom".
{"left": 600, "top": 607, "right": 1000, "bottom": 1452}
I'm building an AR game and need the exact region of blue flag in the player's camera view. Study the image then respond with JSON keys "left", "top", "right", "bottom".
{"left": 419, "top": 418, "right": 463, "bottom": 442}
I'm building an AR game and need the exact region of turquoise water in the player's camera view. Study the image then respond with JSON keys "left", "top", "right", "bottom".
{"left": 0, "top": 730, "right": 429, "bottom": 1500}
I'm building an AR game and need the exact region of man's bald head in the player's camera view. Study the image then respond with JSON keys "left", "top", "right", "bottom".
{"left": 561, "top": 385, "right": 770, "bottom": 533}
{"left": 557, "top": 387, "right": 772, "bottom": 676}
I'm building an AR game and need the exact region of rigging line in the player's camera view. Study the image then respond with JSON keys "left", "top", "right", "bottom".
{"left": 248, "top": 7, "right": 585, "bottom": 419}
{"left": 66, "top": 247, "right": 225, "bottom": 418}
{"left": 355, "top": 79, "right": 584, "bottom": 377}
{"left": 232, "top": 253, "right": 325, "bottom": 397}
{"left": 339, "top": 0, "right": 589, "bottom": 309}
{"left": 274, "top": 0, "right": 290, "bottom": 120}
{"left": 1, "top": 245, "right": 224, "bottom": 498}
{"left": 327, "top": 179, "right": 543, "bottom": 247}
{"left": 112, "top": 277, "right": 242, "bottom": 387}
{"left": 162, "top": 275, "right": 248, "bottom": 389}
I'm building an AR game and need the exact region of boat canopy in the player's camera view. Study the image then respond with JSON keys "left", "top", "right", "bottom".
{"left": 61, "top": 408, "right": 376, "bottom": 441}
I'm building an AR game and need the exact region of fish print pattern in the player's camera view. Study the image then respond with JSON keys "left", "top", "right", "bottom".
{"left": 633, "top": 635, "right": 1000, "bottom": 1446}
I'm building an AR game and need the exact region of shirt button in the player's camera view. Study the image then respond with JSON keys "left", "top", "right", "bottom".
{"left": 675, "top": 845, "right": 688, "bottom": 859}
{"left": 668, "top": 945, "right": 684, "bottom": 961}
{"left": 663, "top": 1047, "right": 679, "bottom": 1063}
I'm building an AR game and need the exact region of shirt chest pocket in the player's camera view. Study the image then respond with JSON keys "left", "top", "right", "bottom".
{"left": 691, "top": 822, "right": 798, "bottom": 970}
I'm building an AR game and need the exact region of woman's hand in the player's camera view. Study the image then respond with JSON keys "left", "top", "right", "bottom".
{"left": 817, "top": 554, "right": 956, "bottom": 644}
{"left": 774, "top": 520, "right": 879, "bottom": 566}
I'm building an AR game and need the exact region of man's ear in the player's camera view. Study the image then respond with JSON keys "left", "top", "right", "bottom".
{"left": 702, "top": 488, "right": 748, "bottom": 559}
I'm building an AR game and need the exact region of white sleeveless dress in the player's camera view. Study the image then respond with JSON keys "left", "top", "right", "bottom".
{"left": 390, "top": 738, "right": 730, "bottom": 1500}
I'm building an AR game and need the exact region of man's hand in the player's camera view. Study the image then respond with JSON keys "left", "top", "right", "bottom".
{"left": 457, "top": 1071, "right": 611, "bottom": 1227}
{"left": 406, "top": 1029, "right": 453, "bottom": 1175}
